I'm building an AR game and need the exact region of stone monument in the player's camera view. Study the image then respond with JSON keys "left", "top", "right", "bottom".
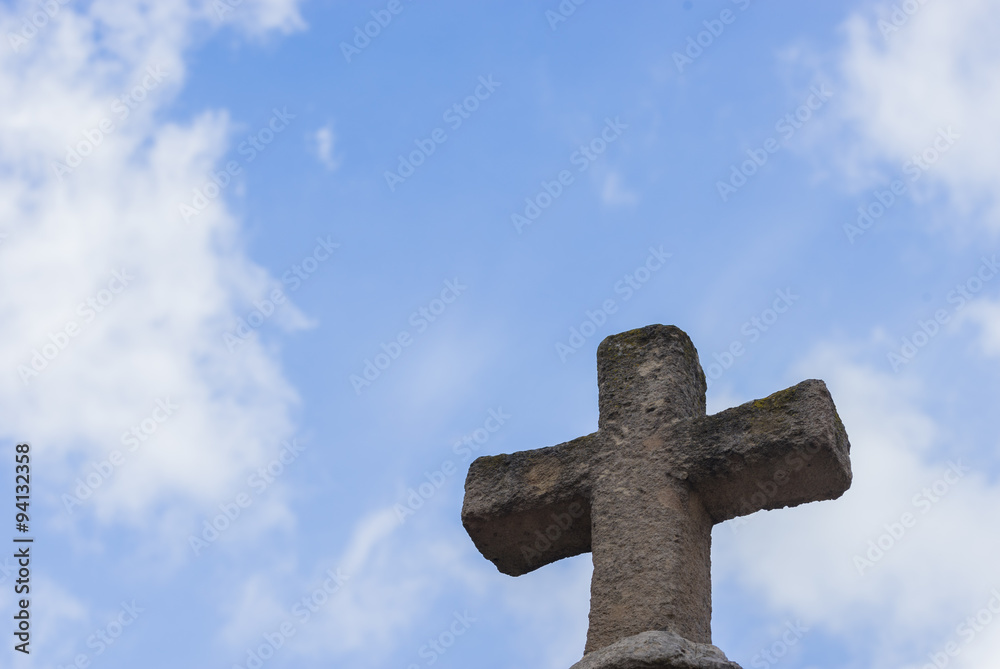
{"left": 461, "top": 325, "right": 852, "bottom": 668}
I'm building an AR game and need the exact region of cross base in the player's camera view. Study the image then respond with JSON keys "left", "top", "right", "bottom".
{"left": 569, "top": 631, "right": 743, "bottom": 669}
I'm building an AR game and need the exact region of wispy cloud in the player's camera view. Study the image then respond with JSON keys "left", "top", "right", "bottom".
{"left": 834, "top": 0, "right": 1000, "bottom": 231}
{"left": 313, "top": 123, "right": 341, "bottom": 170}
{"left": 714, "top": 341, "right": 1000, "bottom": 667}
{"left": 0, "top": 0, "right": 311, "bottom": 571}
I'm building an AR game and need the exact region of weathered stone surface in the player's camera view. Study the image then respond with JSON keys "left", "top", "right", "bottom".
{"left": 462, "top": 433, "right": 596, "bottom": 576}
{"left": 569, "top": 631, "right": 743, "bottom": 669}
{"left": 461, "top": 324, "right": 852, "bottom": 658}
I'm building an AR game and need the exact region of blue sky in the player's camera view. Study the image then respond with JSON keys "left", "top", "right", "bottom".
{"left": 2, "top": 0, "right": 1000, "bottom": 667}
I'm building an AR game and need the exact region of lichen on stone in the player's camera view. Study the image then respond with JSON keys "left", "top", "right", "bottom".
{"left": 751, "top": 384, "right": 800, "bottom": 412}
{"left": 473, "top": 454, "right": 508, "bottom": 475}
{"left": 747, "top": 385, "right": 801, "bottom": 435}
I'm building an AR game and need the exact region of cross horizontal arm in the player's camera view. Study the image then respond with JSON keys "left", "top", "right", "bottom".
{"left": 674, "top": 379, "right": 852, "bottom": 523}
{"left": 461, "top": 433, "right": 597, "bottom": 576}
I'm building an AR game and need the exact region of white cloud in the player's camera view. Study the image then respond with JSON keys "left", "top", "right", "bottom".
{"left": 956, "top": 297, "right": 1000, "bottom": 358}
{"left": 19, "top": 575, "right": 89, "bottom": 660}
{"left": 0, "top": 0, "right": 309, "bottom": 538}
{"left": 713, "top": 341, "right": 1000, "bottom": 667}
{"left": 217, "top": 507, "right": 492, "bottom": 665}
{"left": 834, "top": 0, "right": 1000, "bottom": 231}
{"left": 204, "top": 0, "right": 306, "bottom": 37}
{"left": 313, "top": 123, "right": 341, "bottom": 170}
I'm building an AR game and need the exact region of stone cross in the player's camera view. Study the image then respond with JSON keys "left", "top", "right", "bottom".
{"left": 462, "top": 325, "right": 852, "bottom": 659}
